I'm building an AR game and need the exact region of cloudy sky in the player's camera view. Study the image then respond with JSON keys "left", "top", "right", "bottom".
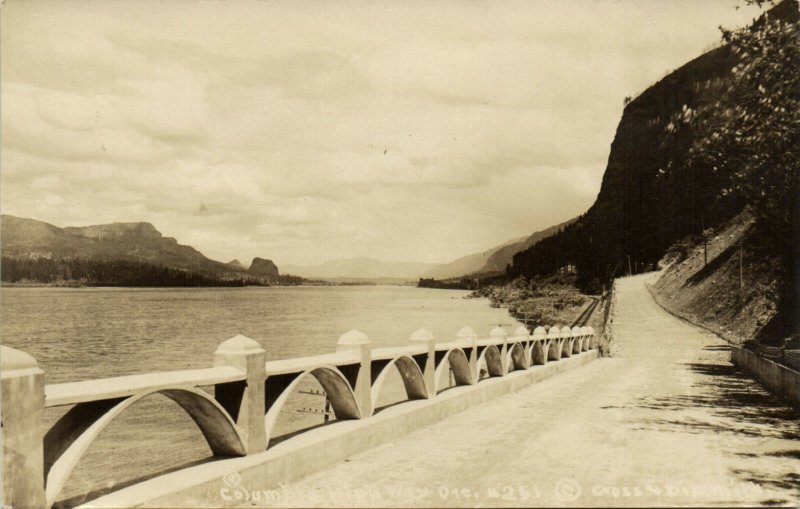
{"left": 1, "top": 0, "right": 762, "bottom": 266}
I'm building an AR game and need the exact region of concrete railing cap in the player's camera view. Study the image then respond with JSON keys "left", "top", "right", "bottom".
{"left": 215, "top": 334, "right": 265, "bottom": 354}
{"left": 571, "top": 325, "right": 582, "bottom": 336}
{"left": 409, "top": 328, "right": 435, "bottom": 343}
{"left": 547, "top": 326, "right": 561, "bottom": 338}
{"left": 514, "top": 325, "right": 529, "bottom": 338}
{"left": 532, "top": 326, "right": 547, "bottom": 338}
{"left": 586, "top": 326, "right": 595, "bottom": 335}
{"left": 580, "top": 326, "right": 589, "bottom": 335}
{"left": 489, "top": 326, "right": 507, "bottom": 339}
{"left": 456, "top": 326, "right": 476, "bottom": 339}
{"left": 0, "top": 345, "right": 40, "bottom": 371}
{"left": 337, "top": 329, "right": 370, "bottom": 346}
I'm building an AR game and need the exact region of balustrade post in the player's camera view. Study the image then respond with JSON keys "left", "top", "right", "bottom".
{"left": 560, "top": 326, "right": 573, "bottom": 358}
{"left": 547, "top": 325, "right": 562, "bottom": 360}
{"left": 336, "top": 330, "right": 373, "bottom": 418}
{"left": 532, "top": 326, "right": 547, "bottom": 364}
{"left": 1, "top": 346, "right": 46, "bottom": 509}
{"left": 490, "top": 326, "right": 509, "bottom": 375}
{"left": 457, "top": 326, "right": 478, "bottom": 384}
{"left": 586, "top": 326, "right": 596, "bottom": 350}
{"left": 571, "top": 326, "right": 583, "bottom": 353}
{"left": 409, "top": 329, "right": 436, "bottom": 398}
{"left": 514, "top": 325, "right": 531, "bottom": 368}
{"left": 214, "top": 334, "right": 267, "bottom": 454}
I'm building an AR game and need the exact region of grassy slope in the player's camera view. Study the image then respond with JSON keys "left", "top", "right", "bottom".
{"left": 650, "top": 210, "right": 789, "bottom": 345}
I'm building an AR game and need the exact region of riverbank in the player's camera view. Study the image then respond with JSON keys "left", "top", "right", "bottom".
{"left": 469, "top": 273, "right": 604, "bottom": 332}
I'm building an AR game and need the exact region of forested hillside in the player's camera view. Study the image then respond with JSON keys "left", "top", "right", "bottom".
{"left": 510, "top": 0, "right": 798, "bottom": 340}
{"left": 511, "top": 2, "right": 796, "bottom": 281}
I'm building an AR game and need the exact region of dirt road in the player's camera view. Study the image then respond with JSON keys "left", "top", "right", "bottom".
{"left": 251, "top": 273, "right": 800, "bottom": 507}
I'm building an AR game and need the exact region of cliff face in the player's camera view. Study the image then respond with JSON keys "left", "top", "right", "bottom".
{"left": 249, "top": 257, "right": 280, "bottom": 280}
{"left": 511, "top": 0, "right": 798, "bottom": 291}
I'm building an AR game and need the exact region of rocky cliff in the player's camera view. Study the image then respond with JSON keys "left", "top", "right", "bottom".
{"left": 248, "top": 257, "right": 280, "bottom": 281}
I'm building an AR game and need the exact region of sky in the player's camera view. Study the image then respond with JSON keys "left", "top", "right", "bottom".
{"left": 0, "top": 0, "right": 763, "bottom": 266}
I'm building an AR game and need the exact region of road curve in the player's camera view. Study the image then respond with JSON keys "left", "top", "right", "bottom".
{"left": 250, "top": 273, "right": 800, "bottom": 507}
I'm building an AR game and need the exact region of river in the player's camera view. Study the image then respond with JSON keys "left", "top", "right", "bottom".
{"left": 1, "top": 285, "right": 521, "bottom": 506}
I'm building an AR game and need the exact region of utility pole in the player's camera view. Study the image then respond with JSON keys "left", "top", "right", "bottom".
{"left": 701, "top": 213, "right": 707, "bottom": 267}
{"left": 627, "top": 255, "right": 632, "bottom": 276}
{"left": 739, "top": 241, "right": 744, "bottom": 294}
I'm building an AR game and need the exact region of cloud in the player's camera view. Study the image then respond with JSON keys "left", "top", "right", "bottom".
{"left": 1, "top": 0, "right": 763, "bottom": 266}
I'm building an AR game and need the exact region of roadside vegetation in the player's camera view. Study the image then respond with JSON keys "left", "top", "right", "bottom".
{"left": 469, "top": 273, "right": 605, "bottom": 337}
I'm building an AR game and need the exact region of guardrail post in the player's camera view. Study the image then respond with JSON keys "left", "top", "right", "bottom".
{"left": 1, "top": 346, "right": 46, "bottom": 509}
{"left": 457, "top": 326, "right": 478, "bottom": 383}
{"left": 490, "top": 326, "right": 509, "bottom": 375}
{"left": 532, "top": 326, "right": 547, "bottom": 364}
{"left": 409, "top": 329, "right": 436, "bottom": 398}
{"left": 214, "top": 334, "right": 267, "bottom": 454}
{"left": 560, "top": 326, "right": 573, "bottom": 358}
{"left": 582, "top": 326, "right": 589, "bottom": 352}
{"left": 571, "top": 325, "right": 583, "bottom": 354}
{"left": 547, "top": 326, "right": 562, "bottom": 360}
{"left": 336, "top": 330, "right": 373, "bottom": 418}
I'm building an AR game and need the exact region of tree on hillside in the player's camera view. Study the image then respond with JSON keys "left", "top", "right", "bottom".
{"left": 678, "top": 9, "right": 799, "bottom": 239}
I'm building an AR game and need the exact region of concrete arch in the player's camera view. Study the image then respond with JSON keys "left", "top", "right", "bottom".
{"left": 370, "top": 355, "right": 428, "bottom": 408}
{"left": 548, "top": 339, "right": 563, "bottom": 361}
{"left": 531, "top": 340, "right": 548, "bottom": 365}
{"left": 561, "top": 338, "right": 574, "bottom": 358}
{"left": 264, "top": 366, "right": 360, "bottom": 445}
{"left": 44, "top": 386, "right": 245, "bottom": 508}
{"left": 434, "top": 349, "right": 473, "bottom": 393}
{"left": 478, "top": 345, "right": 504, "bottom": 377}
{"left": 507, "top": 342, "right": 527, "bottom": 371}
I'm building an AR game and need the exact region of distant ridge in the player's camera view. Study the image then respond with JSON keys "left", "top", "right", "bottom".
{"left": 283, "top": 257, "right": 439, "bottom": 280}
{"left": 0, "top": 215, "right": 281, "bottom": 284}
{"left": 422, "top": 216, "right": 578, "bottom": 280}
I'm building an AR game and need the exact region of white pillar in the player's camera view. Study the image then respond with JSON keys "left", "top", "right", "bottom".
{"left": 409, "top": 328, "right": 436, "bottom": 398}
{"left": 457, "top": 326, "right": 478, "bottom": 383}
{"left": 514, "top": 325, "right": 531, "bottom": 368}
{"left": 532, "top": 326, "right": 547, "bottom": 364}
{"left": 1, "top": 346, "right": 46, "bottom": 509}
{"left": 214, "top": 334, "right": 267, "bottom": 454}
{"left": 336, "top": 330, "right": 373, "bottom": 418}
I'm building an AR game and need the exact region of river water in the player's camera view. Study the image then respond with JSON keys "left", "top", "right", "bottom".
{"left": 1, "top": 286, "right": 521, "bottom": 506}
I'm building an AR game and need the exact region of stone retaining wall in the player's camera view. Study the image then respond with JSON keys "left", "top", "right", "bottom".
{"left": 731, "top": 347, "right": 800, "bottom": 411}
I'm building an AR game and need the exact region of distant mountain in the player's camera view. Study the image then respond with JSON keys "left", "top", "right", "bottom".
{"left": 0, "top": 215, "right": 281, "bottom": 284}
{"left": 282, "top": 257, "right": 440, "bottom": 280}
{"left": 227, "top": 259, "right": 246, "bottom": 270}
{"left": 421, "top": 236, "right": 527, "bottom": 280}
{"left": 422, "top": 217, "right": 577, "bottom": 280}
{"left": 481, "top": 218, "right": 578, "bottom": 273}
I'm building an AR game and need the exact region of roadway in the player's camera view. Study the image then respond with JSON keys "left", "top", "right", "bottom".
{"left": 247, "top": 273, "right": 800, "bottom": 507}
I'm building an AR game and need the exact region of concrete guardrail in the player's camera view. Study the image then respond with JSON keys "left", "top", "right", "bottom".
{"left": 2, "top": 323, "right": 597, "bottom": 508}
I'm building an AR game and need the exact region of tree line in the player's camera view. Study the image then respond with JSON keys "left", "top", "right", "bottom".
{"left": 1, "top": 257, "right": 265, "bottom": 287}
